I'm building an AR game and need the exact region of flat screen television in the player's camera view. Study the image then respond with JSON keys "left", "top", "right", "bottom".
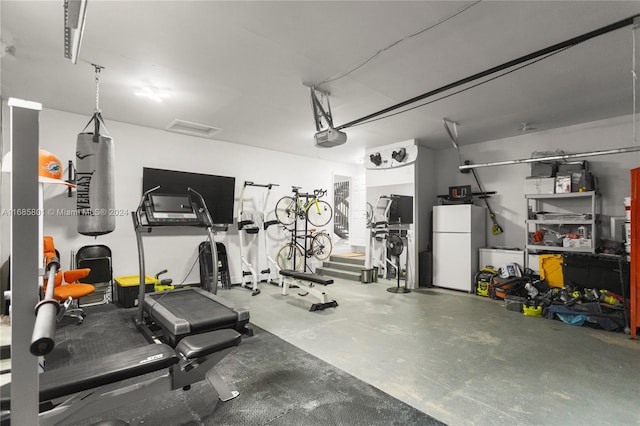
{"left": 142, "top": 167, "right": 236, "bottom": 224}
{"left": 388, "top": 194, "right": 413, "bottom": 224}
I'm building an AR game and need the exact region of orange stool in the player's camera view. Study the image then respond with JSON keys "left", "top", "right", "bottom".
{"left": 43, "top": 237, "right": 95, "bottom": 324}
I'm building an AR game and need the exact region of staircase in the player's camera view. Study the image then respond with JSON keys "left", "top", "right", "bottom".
{"left": 316, "top": 254, "right": 365, "bottom": 282}
{"left": 333, "top": 181, "right": 349, "bottom": 240}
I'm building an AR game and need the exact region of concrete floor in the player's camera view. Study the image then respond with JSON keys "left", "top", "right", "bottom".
{"left": 221, "top": 275, "right": 640, "bottom": 426}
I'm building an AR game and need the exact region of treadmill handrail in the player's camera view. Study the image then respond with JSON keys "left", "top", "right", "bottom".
{"left": 188, "top": 187, "right": 218, "bottom": 293}
{"left": 132, "top": 188, "right": 221, "bottom": 327}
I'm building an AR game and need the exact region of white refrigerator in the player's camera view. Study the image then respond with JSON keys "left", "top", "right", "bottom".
{"left": 432, "top": 205, "right": 486, "bottom": 292}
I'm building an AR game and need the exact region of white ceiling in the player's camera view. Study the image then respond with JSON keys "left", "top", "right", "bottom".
{"left": 2, "top": 1, "right": 639, "bottom": 164}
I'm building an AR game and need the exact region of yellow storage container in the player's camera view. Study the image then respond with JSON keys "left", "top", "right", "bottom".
{"left": 523, "top": 305, "right": 542, "bottom": 317}
{"left": 114, "top": 275, "right": 159, "bottom": 308}
{"left": 539, "top": 254, "right": 564, "bottom": 288}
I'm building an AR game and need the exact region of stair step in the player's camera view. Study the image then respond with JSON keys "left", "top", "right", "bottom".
{"left": 316, "top": 267, "right": 361, "bottom": 282}
{"left": 329, "top": 255, "right": 365, "bottom": 266}
{"left": 322, "top": 261, "right": 363, "bottom": 273}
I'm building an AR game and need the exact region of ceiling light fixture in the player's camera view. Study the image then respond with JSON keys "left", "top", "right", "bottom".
{"left": 64, "top": 0, "right": 88, "bottom": 64}
{"left": 135, "top": 86, "right": 170, "bottom": 103}
{"left": 519, "top": 122, "right": 537, "bottom": 132}
{"left": 166, "top": 119, "right": 222, "bottom": 139}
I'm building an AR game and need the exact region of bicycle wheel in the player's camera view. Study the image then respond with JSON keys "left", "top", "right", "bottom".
{"left": 311, "top": 232, "right": 333, "bottom": 261}
{"left": 307, "top": 200, "right": 333, "bottom": 227}
{"left": 274, "top": 196, "right": 297, "bottom": 226}
{"left": 365, "top": 202, "right": 372, "bottom": 226}
{"left": 276, "top": 242, "right": 303, "bottom": 271}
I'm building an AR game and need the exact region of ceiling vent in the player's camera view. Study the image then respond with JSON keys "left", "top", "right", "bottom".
{"left": 165, "top": 119, "right": 222, "bottom": 139}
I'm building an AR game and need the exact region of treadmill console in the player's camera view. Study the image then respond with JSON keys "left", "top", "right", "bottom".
{"left": 143, "top": 193, "right": 204, "bottom": 226}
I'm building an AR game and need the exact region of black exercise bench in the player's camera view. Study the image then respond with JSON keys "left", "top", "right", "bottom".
{"left": 279, "top": 269, "right": 338, "bottom": 311}
{"left": 1, "top": 329, "right": 241, "bottom": 425}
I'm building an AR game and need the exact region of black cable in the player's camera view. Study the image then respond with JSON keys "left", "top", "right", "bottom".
{"left": 148, "top": 243, "right": 210, "bottom": 311}
{"left": 336, "top": 14, "right": 639, "bottom": 131}
{"left": 179, "top": 247, "right": 204, "bottom": 286}
{"left": 347, "top": 44, "right": 577, "bottom": 129}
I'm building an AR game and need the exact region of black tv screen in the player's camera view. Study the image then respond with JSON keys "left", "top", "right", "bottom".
{"left": 388, "top": 195, "right": 413, "bottom": 224}
{"left": 142, "top": 167, "right": 235, "bottom": 224}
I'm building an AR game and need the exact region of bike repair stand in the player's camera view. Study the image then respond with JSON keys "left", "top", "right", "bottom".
{"left": 386, "top": 233, "right": 410, "bottom": 294}
{"left": 293, "top": 189, "right": 314, "bottom": 273}
{"left": 237, "top": 181, "right": 261, "bottom": 295}
{"left": 368, "top": 195, "right": 394, "bottom": 279}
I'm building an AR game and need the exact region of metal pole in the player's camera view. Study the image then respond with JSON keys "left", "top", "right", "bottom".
{"left": 30, "top": 261, "right": 59, "bottom": 356}
{"left": 134, "top": 215, "right": 147, "bottom": 324}
{"left": 458, "top": 145, "right": 640, "bottom": 170}
{"left": 8, "top": 97, "right": 41, "bottom": 425}
{"left": 336, "top": 14, "right": 640, "bottom": 131}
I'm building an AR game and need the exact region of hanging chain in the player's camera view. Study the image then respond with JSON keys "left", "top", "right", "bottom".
{"left": 92, "top": 63, "right": 104, "bottom": 113}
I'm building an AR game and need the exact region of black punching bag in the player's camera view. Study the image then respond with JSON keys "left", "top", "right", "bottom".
{"left": 76, "top": 113, "right": 115, "bottom": 236}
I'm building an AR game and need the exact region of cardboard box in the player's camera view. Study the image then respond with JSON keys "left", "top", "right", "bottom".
{"left": 524, "top": 177, "right": 555, "bottom": 194}
{"left": 558, "top": 161, "right": 587, "bottom": 175}
{"left": 555, "top": 175, "right": 571, "bottom": 193}
{"left": 562, "top": 238, "right": 592, "bottom": 248}
{"left": 530, "top": 161, "right": 558, "bottom": 177}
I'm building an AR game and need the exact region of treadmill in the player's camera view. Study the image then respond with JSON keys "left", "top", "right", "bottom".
{"left": 132, "top": 187, "right": 251, "bottom": 346}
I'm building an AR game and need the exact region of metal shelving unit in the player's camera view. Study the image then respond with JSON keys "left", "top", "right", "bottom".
{"left": 525, "top": 191, "right": 598, "bottom": 267}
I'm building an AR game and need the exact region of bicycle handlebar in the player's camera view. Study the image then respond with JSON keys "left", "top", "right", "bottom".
{"left": 291, "top": 187, "right": 326, "bottom": 198}
{"left": 313, "top": 189, "right": 327, "bottom": 198}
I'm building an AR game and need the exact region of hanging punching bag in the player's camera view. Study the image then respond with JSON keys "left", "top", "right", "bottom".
{"left": 76, "top": 113, "right": 115, "bottom": 236}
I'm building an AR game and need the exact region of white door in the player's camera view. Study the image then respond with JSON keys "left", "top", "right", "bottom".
{"left": 433, "top": 232, "right": 472, "bottom": 292}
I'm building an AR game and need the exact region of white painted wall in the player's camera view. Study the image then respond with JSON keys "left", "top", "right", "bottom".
{"left": 365, "top": 140, "right": 437, "bottom": 288}
{"left": 1, "top": 107, "right": 636, "bottom": 293}
{"left": 349, "top": 172, "right": 367, "bottom": 248}
{"left": 33, "top": 108, "right": 360, "bottom": 285}
{"left": 435, "top": 114, "right": 640, "bottom": 250}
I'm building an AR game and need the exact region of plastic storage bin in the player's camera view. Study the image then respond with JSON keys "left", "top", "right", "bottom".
{"left": 539, "top": 254, "right": 564, "bottom": 288}
{"left": 115, "top": 275, "right": 158, "bottom": 308}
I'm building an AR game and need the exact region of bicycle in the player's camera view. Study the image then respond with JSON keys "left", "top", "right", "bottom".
{"left": 274, "top": 186, "right": 333, "bottom": 228}
{"left": 275, "top": 228, "right": 333, "bottom": 271}
{"left": 366, "top": 202, "right": 374, "bottom": 228}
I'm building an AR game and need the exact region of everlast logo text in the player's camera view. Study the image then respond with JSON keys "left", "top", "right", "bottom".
{"left": 76, "top": 171, "right": 95, "bottom": 215}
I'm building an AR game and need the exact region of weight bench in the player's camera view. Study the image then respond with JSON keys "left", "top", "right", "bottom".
{"left": 1, "top": 329, "right": 241, "bottom": 425}
{"left": 280, "top": 269, "right": 338, "bottom": 311}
